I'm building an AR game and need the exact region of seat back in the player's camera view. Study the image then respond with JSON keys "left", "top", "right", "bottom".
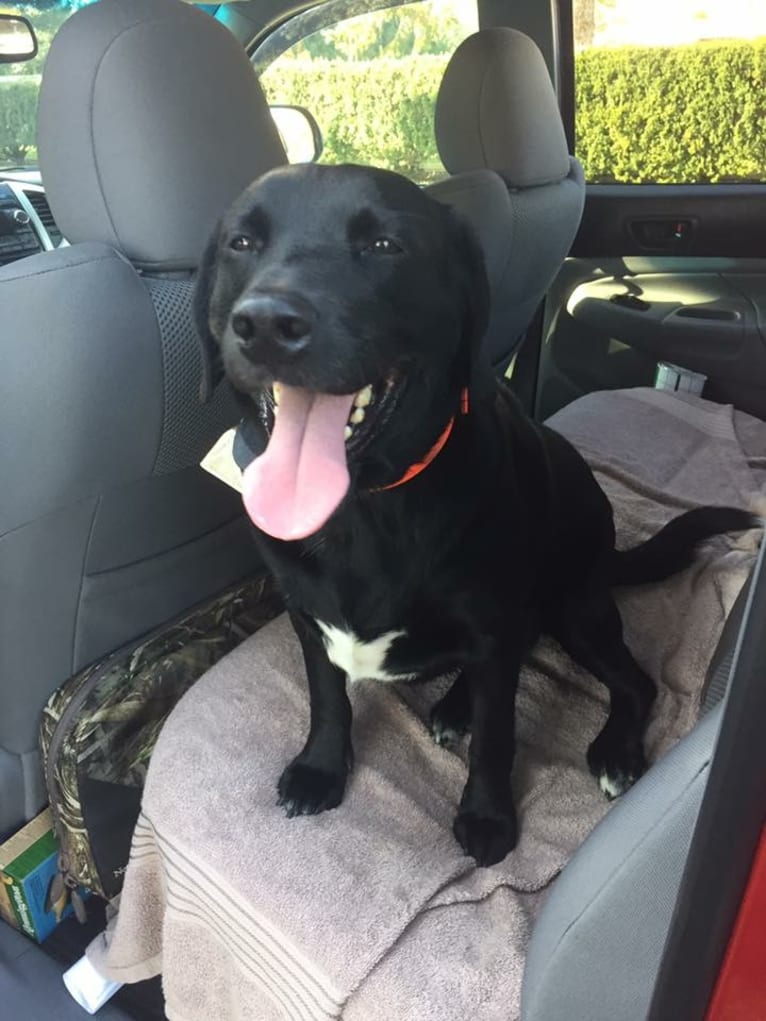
{"left": 0, "top": 0, "right": 286, "bottom": 837}
{"left": 521, "top": 704, "right": 722, "bottom": 1021}
{"left": 428, "top": 29, "right": 584, "bottom": 372}
{"left": 520, "top": 582, "right": 752, "bottom": 1021}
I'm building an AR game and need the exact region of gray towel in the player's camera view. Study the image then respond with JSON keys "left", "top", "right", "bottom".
{"left": 97, "top": 389, "right": 764, "bottom": 1020}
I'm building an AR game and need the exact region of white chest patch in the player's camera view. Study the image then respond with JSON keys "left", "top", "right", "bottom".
{"left": 315, "top": 620, "right": 412, "bottom": 683}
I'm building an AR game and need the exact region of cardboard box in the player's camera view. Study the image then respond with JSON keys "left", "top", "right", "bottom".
{"left": 0, "top": 808, "right": 75, "bottom": 942}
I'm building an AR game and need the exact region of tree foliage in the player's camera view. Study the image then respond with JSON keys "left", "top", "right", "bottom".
{"left": 1, "top": 23, "right": 764, "bottom": 185}
{"left": 575, "top": 38, "right": 766, "bottom": 182}
{"left": 573, "top": 0, "right": 617, "bottom": 50}
{"left": 261, "top": 56, "right": 448, "bottom": 181}
{"left": 260, "top": 37, "right": 766, "bottom": 184}
{"left": 0, "top": 74, "right": 37, "bottom": 163}
{"left": 284, "top": 3, "right": 471, "bottom": 62}
{"left": 0, "top": 2, "right": 92, "bottom": 75}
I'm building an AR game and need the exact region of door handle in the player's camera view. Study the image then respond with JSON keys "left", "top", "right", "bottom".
{"left": 628, "top": 218, "right": 694, "bottom": 250}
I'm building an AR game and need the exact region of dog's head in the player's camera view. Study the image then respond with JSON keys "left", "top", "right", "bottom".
{"left": 195, "top": 163, "right": 491, "bottom": 541}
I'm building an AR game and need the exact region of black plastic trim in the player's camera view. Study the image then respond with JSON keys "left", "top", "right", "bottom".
{"left": 647, "top": 538, "right": 766, "bottom": 1020}
{"left": 554, "top": 0, "right": 574, "bottom": 152}
{"left": 574, "top": 184, "right": 766, "bottom": 258}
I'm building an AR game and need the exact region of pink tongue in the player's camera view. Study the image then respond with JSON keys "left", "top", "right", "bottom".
{"left": 242, "top": 385, "right": 356, "bottom": 540}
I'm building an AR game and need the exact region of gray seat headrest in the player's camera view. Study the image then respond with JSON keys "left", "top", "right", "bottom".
{"left": 435, "top": 28, "right": 570, "bottom": 189}
{"left": 37, "top": 0, "right": 286, "bottom": 270}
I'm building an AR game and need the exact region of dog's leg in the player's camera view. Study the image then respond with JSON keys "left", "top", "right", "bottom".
{"left": 554, "top": 588, "right": 656, "bottom": 799}
{"left": 277, "top": 613, "right": 353, "bottom": 817}
{"left": 430, "top": 673, "right": 471, "bottom": 747}
{"left": 453, "top": 647, "right": 522, "bottom": 866}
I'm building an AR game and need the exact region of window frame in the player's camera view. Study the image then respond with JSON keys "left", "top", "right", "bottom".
{"left": 250, "top": 0, "right": 425, "bottom": 73}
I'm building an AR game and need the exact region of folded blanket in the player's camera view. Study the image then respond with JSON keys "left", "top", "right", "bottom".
{"left": 97, "top": 389, "right": 764, "bottom": 1021}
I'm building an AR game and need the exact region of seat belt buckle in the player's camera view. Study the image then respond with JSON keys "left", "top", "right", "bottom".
{"left": 654, "top": 361, "right": 707, "bottom": 396}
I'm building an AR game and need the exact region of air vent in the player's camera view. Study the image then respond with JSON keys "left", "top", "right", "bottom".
{"left": 23, "top": 190, "right": 62, "bottom": 246}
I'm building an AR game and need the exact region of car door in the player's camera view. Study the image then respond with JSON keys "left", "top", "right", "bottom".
{"left": 532, "top": 0, "right": 766, "bottom": 423}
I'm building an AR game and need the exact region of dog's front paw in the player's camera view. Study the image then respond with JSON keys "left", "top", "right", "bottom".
{"left": 453, "top": 805, "right": 518, "bottom": 867}
{"left": 277, "top": 758, "right": 347, "bottom": 818}
{"left": 587, "top": 731, "right": 647, "bottom": 800}
{"left": 430, "top": 699, "right": 470, "bottom": 749}
{"left": 430, "top": 675, "right": 471, "bottom": 748}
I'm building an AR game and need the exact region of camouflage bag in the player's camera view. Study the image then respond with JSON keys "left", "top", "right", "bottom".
{"left": 40, "top": 575, "right": 282, "bottom": 908}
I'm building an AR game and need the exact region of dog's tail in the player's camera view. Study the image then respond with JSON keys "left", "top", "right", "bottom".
{"left": 610, "top": 506, "right": 760, "bottom": 587}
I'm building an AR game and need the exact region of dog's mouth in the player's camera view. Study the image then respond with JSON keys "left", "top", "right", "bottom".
{"left": 265, "top": 377, "right": 397, "bottom": 451}
{"left": 241, "top": 376, "right": 399, "bottom": 541}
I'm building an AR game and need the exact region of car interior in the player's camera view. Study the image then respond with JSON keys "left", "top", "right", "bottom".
{"left": 1, "top": 0, "right": 764, "bottom": 1018}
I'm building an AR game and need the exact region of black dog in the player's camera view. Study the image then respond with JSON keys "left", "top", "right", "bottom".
{"left": 195, "top": 163, "right": 755, "bottom": 866}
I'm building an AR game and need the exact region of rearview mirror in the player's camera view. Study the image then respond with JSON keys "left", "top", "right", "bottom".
{"left": 0, "top": 14, "right": 37, "bottom": 63}
{"left": 269, "top": 105, "right": 323, "bottom": 165}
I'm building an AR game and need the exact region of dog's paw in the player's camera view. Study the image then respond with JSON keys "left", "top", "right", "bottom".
{"left": 453, "top": 806, "right": 518, "bottom": 867}
{"left": 587, "top": 732, "right": 647, "bottom": 800}
{"left": 277, "top": 759, "right": 347, "bottom": 818}
{"left": 430, "top": 712, "right": 468, "bottom": 749}
{"left": 429, "top": 683, "right": 471, "bottom": 748}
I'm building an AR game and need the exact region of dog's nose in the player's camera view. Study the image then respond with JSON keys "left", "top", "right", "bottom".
{"left": 231, "top": 294, "right": 313, "bottom": 358}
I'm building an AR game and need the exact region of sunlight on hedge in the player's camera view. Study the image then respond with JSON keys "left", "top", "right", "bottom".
{"left": 2, "top": 39, "right": 765, "bottom": 183}
{"left": 261, "top": 56, "right": 449, "bottom": 182}
{"left": 575, "top": 38, "right": 766, "bottom": 183}
{"left": 0, "top": 75, "right": 38, "bottom": 166}
{"left": 261, "top": 39, "right": 766, "bottom": 185}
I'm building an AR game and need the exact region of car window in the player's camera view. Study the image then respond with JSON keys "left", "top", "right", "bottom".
{"left": 0, "top": 2, "right": 106, "bottom": 170}
{"left": 0, "top": 0, "right": 219, "bottom": 172}
{"left": 257, "top": 0, "right": 478, "bottom": 184}
{"left": 572, "top": 0, "right": 766, "bottom": 184}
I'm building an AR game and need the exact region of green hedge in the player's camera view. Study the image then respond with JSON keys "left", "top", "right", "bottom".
{"left": 261, "top": 55, "right": 447, "bottom": 181}
{"left": 3, "top": 40, "right": 765, "bottom": 184}
{"left": 0, "top": 76, "right": 39, "bottom": 165}
{"left": 262, "top": 40, "right": 766, "bottom": 185}
{"left": 575, "top": 39, "right": 766, "bottom": 183}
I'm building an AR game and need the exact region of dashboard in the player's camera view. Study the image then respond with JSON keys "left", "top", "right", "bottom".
{"left": 0, "top": 177, "right": 63, "bottom": 266}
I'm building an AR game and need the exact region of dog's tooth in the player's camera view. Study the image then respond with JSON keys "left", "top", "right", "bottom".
{"left": 272, "top": 382, "right": 281, "bottom": 404}
{"left": 354, "top": 385, "right": 373, "bottom": 408}
{"left": 350, "top": 408, "right": 366, "bottom": 425}
{"left": 344, "top": 426, "right": 353, "bottom": 441}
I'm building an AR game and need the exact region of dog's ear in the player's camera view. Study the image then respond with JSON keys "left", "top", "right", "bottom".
{"left": 446, "top": 208, "right": 494, "bottom": 407}
{"left": 193, "top": 221, "right": 225, "bottom": 403}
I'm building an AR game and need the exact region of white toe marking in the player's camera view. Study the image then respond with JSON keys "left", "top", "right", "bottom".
{"left": 599, "top": 771, "right": 623, "bottom": 798}
{"left": 315, "top": 620, "right": 414, "bottom": 683}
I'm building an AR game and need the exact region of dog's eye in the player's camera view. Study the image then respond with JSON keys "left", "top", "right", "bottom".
{"left": 366, "top": 237, "right": 403, "bottom": 255}
{"left": 230, "top": 235, "right": 256, "bottom": 253}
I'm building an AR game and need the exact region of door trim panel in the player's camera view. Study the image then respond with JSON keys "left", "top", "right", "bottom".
{"left": 574, "top": 186, "right": 766, "bottom": 259}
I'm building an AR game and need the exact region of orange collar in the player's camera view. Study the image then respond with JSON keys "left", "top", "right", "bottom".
{"left": 374, "top": 387, "right": 469, "bottom": 492}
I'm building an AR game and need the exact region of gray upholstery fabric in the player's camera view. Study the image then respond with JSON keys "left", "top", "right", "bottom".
{"left": 0, "top": 0, "right": 282, "bottom": 838}
{"left": 145, "top": 276, "right": 239, "bottom": 474}
{"left": 0, "top": 244, "right": 262, "bottom": 836}
{"left": 435, "top": 28, "right": 571, "bottom": 188}
{"left": 429, "top": 158, "right": 584, "bottom": 370}
{"left": 429, "top": 30, "right": 584, "bottom": 369}
{"left": 521, "top": 704, "right": 721, "bottom": 1021}
{"left": 38, "top": 0, "right": 285, "bottom": 270}
{"left": 0, "top": 245, "right": 163, "bottom": 531}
